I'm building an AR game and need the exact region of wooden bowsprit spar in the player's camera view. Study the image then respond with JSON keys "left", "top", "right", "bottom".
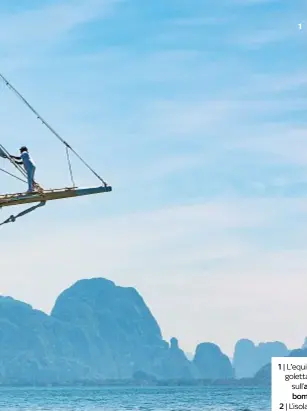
{"left": 0, "top": 72, "right": 112, "bottom": 226}
{"left": 0, "top": 186, "right": 112, "bottom": 208}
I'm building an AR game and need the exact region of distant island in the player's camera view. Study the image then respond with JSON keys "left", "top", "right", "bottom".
{"left": 0, "top": 277, "right": 305, "bottom": 386}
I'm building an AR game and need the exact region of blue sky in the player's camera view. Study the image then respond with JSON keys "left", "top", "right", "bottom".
{"left": 0, "top": 0, "right": 306, "bottom": 356}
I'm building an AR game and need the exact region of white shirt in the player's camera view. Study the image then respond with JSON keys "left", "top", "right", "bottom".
{"left": 21, "top": 151, "right": 35, "bottom": 169}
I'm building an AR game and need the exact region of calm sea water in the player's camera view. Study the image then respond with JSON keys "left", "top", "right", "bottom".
{"left": 0, "top": 386, "right": 270, "bottom": 410}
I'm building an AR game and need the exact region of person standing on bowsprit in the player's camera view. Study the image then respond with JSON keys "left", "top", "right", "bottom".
{"left": 10, "top": 146, "right": 36, "bottom": 193}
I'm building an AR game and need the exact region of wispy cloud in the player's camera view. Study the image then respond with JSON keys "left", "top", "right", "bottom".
{"left": 232, "top": 28, "right": 295, "bottom": 49}
{"left": 0, "top": 0, "right": 121, "bottom": 46}
{"left": 229, "top": 0, "right": 280, "bottom": 5}
{"left": 169, "top": 16, "right": 230, "bottom": 27}
{"left": 0, "top": 0, "right": 123, "bottom": 73}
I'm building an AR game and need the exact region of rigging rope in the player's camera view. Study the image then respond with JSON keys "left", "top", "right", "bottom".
{"left": 0, "top": 73, "right": 108, "bottom": 187}
{"left": 65, "top": 146, "right": 76, "bottom": 187}
{"left": 0, "top": 144, "right": 27, "bottom": 178}
{"left": 0, "top": 167, "right": 26, "bottom": 183}
{"left": 0, "top": 86, "right": 28, "bottom": 185}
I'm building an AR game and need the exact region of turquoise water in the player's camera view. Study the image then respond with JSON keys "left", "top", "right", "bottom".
{"left": 0, "top": 386, "right": 270, "bottom": 410}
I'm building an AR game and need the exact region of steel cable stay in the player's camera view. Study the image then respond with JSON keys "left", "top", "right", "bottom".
{"left": 0, "top": 72, "right": 108, "bottom": 187}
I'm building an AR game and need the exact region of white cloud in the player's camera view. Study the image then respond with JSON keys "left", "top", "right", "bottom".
{"left": 232, "top": 28, "right": 295, "bottom": 49}
{"left": 169, "top": 17, "right": 230, "bottom": 27}
{"left": 233, "top": 126, "right": 307, "bottom": 166}
{"left": 229, "top": 0, "right": 280, "bottom": 5}
{"left": 0, "top": 0, "right": 121, "bottom": 46}
{"left": 0, "top": 0, "right": 123, "bottom": 74}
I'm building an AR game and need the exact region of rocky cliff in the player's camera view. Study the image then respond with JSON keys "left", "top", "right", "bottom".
{"left": 0, "top": 277, "right": 299, "bottom": 385}
{"left": 51, "top": 278, "right": 169, "bottom": 379}
{"left": 233, "top": 338, "right": 289, "bottom": 378}
{"left": 193, "top": 342, "right": 234, "bottom": 379}
{"left": 0, "top": 296, "right": 90, "bottom": 384}
{"left": 0, "top": 278, "right": 197, "bottom": 384}
{"left": 253, "top": 348, "right": 307, "bottom": 385}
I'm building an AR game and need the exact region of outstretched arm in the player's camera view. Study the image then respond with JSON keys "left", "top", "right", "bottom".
{"left": 9, "top": 155, "right": 23, "bottom": 165}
